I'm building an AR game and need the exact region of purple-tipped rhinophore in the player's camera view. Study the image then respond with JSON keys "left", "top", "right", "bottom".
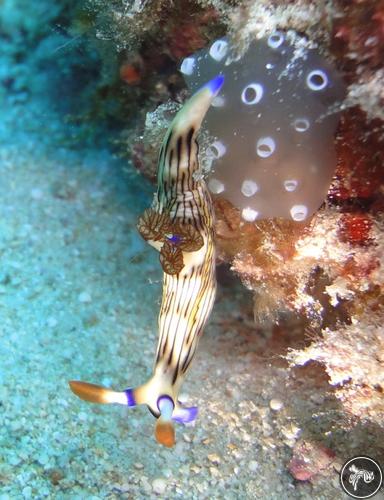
{"left": 166, "top": 234, "right": 182, "bottom": 244}
{"left": 205, "top": 74, "right": 225, "bottom": 96}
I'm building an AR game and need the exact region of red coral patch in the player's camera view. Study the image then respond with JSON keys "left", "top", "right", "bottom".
{"left": 338, "top": 212, "right": 373, "bottom": 246}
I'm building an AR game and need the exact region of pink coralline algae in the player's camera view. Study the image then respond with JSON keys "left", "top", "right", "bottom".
{"left": 332, "top": 0, "right": 384, "bottom": 79}
{"left": 338, "top": 213, "right": 373, "bottom": 246}
{"left": 288, "top": 440, "right": 336, "bottom": 482}
{"left": 330, "top": 108, "right": 384, "bottom": 204}
{"left": 166, "top": 7, "right": 220, "bottom": 60}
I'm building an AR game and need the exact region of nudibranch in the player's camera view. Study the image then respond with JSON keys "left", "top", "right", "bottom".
{"left": 69, "top": 75, "right": 224, "bottom": 447}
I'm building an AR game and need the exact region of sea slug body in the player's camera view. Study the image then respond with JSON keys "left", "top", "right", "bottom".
{"left": 69, "top": 75, "right": 224, "bottom": 447}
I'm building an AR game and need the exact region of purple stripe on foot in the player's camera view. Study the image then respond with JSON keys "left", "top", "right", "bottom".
{"left": 172, "top": 405, "right": 198, "bottom": 424}
{"left": 124, "top": 388, "right": 136, "bottom": 407}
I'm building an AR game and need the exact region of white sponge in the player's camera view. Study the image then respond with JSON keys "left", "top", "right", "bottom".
{"left": 180, "top": 32, "right": 345, "bottom": 222}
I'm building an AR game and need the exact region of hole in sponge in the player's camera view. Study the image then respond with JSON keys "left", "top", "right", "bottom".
{"left": 242, "top": 207, "right": 259, "bottom": 222}
{"left": 290, "top": 204, "right": 308, "bottom": 221}
{"left": 241, "top": 179, "right": 259, "bottom": 197}
{"left": 306, "top": 70, "right": 328, "bottom": 91}
{"left": 207, "top": 140, "right": 226, "bottom": 159}
{"left": 284, "top": 180, "right": 298, "bottom": 192}
{"left": 293, "top": 118, "right": 310, "bottom": 132}
{"left": 241, "top": 83, "right": 264, "bottom": 105}
{"left": 209, "top": 40, "right": 229, "bottom": 62}
{"left": 208, "top": 178, "right": 225, "bottom": 194}
{"left": 268, "top": 32, "right": 284, "bottom": 49}
{"left": 212, "top": 95, "right": 225, "bottom": 107}
{"left": 180, "top": 57, "right": 196, "bottom": 75}
{"left": 256, "top": 137, "right": 276, "bottom": 158}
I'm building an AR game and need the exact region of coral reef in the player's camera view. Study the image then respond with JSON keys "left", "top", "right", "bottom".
{"left": 79, "top": 0, "right": 225, "bottom": 153}
{"left": 287, "top": 316, "right": 384, "bottom": 425}
{"left": 332, "top": 0, "right": 384, "bottom": 121}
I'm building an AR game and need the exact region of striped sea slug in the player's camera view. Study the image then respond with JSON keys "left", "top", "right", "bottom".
{"left": 69, "top": 75, "right": 224, "bottom": 447}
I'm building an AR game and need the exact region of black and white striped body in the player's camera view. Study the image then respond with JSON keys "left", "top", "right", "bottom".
{"left": 153, "top": 122, "right": 217, "bottom": 399}
{"left": 137, "top": 78, "right": 223, "bottom": 416}
{"left": 69, "top": 76, "right": 224, "bottom": 446}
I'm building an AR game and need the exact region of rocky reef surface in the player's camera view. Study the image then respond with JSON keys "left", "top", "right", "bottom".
{"left": 0, "top": 0, "right": 383, "bottom": 498}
